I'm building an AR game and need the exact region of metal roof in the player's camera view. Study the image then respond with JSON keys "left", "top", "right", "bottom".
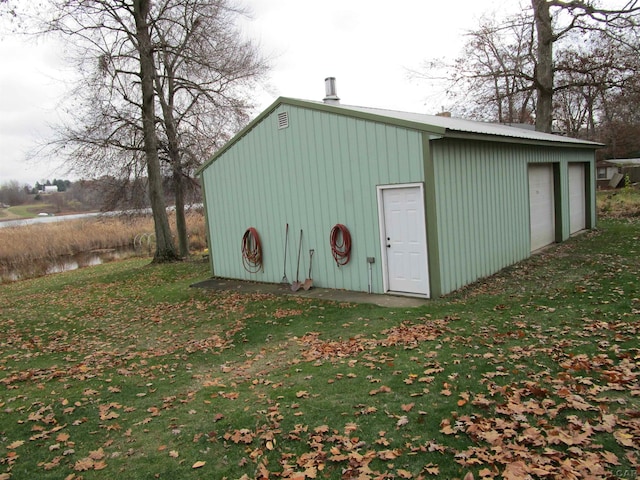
{"left": 603, "top": 158, "right": 640, "bottom": 166}
{"left": 313, "top": 101, "right": 603, "bottom": 147}
{"left": 197, "top": 97, "right": 602, "bottom": 175}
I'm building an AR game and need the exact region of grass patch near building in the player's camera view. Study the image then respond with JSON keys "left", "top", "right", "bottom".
{"left": 0, "top": 218, "right": 638, "bottom": 479}
{"left": 597, "top": 186, "right": 640, "bottom": 218}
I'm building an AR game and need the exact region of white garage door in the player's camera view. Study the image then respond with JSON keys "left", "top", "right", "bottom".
{"left": 568, "top": 163, "right": 586, "bottom": 234}
{"left": 529, "top": 164, "right": 555, "bottom": 251}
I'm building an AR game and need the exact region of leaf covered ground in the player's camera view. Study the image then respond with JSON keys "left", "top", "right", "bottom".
{"left": 0, "top": 218, "right": 639, "bottom": 479}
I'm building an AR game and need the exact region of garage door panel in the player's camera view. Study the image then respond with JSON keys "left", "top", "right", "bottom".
{"left": 529, "top": 164, "right": 555, "bottom": 251}
{"left": 569, "top": 164, "right": 586, "bottom": 234}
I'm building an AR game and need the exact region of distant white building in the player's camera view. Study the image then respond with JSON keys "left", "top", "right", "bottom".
{"left": 43, "top": 185, "right": 59, "bottom": 194}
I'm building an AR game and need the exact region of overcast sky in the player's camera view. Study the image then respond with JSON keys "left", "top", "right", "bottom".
{"left": 0, "top": 0, "right": 512, "bottom": 186}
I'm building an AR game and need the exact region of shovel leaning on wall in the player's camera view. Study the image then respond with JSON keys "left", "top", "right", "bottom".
{"left": 290, "top": 229, "right": 303, "bottom": 292}
{"left": 302, "top": 249, "right": 314, "bottom": 290}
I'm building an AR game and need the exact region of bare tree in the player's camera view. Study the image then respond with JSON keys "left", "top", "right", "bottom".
{"left": 0, "top": 181, "right": 29, "bottom": 206}
{"left": 39, "top": 0, "right": 266, "bottom": 259}
{"left": 0, "top": 0, "right": 19, "bottom": 19}
{"left": 460, "top": 14, "right": 536, "bottom": 124}
{"left": 531, "top": 0, "right": 640, "bottom": 132}
{"left": 550, "top": 32, "right": 635, "bottom": 138}
{"left": 415, "top": 1, "right": 640, "bottom": 135}
{"left": 594, "top": 37, "right": 640, "bottom": 158}
{"left": 134, "top": 0, "right": 178, "bottom": 262}
{"left": 411, "top": 12, "right": 537, "bottom": 124}
{"left": 42, "top": 0, "right": 178, "bottom": 262}
{"left": 152, "top": 0, "right": 268, "bottom": 256}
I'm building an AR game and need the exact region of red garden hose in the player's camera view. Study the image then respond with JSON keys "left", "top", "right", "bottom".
{"left": 242, "top": 227, "right": 262, "bottom": 273}
{"left": 329, "top": 224, "right": 351, "bottom": 267}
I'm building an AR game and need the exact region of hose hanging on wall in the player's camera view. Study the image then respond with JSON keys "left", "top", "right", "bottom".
{"left": 241, "top": 227, "right": 263, "bottom": 273}
{"left": 329, "top": 223, "right": 352, "bottom": 267}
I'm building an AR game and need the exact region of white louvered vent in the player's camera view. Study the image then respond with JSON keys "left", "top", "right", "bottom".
{"left": 277, "top": 111, "right": 289, "bottom": 130}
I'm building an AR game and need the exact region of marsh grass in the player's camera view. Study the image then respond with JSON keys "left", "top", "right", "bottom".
{"left": 597, "top": 186, "right": 640, "bottom": 218}
{"left": 0, "top": 211, "right": 206, "bottom": 277}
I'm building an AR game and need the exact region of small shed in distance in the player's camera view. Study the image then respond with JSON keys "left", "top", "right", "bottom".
{"left": 198, "top": 81, "right": 601, "bottom": 298}
{"left": 598, "top": 158, "right": 640, "bottom": 188}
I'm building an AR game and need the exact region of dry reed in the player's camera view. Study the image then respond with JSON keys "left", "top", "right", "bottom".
{"left": 0, "top": 211, "right": 207, "bottom": 270}
{"left": 597, "top": 188, "right": 640, "bottom": 219}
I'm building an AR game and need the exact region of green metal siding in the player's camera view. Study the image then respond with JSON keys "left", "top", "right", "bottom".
{"left": 200, "top": 98, "right": 597, "bottom": 298}
{"left": 201, "top": 104, "right": 424, "bottom": 293}
{"left": 431, "top": 140, "right": 596, "bottom": 295}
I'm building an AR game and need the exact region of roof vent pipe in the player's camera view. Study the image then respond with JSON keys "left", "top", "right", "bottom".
{"left": 323, "top": 77, "right": 340, "bottom": 105}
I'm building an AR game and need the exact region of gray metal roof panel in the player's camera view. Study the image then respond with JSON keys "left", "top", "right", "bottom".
{"left": 331, "top": 103, "right": 602, "bottom": 146}
{"left": 198, "top": 96, "right": 603, "bottom": 176}
{"left": 604, "top": 158, "right": 640, "bottom": 166}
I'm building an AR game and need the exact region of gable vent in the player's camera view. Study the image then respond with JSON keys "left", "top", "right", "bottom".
{"left": 277, "top": 111, "right": 289, "bottom": 130}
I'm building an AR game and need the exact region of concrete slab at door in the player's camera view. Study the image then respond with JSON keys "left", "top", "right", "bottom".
{"left": 529, "top": 164, "right": 555, "bottom": 251}
{"left": 378, "top": 184, "right": 430, "bottom": 297}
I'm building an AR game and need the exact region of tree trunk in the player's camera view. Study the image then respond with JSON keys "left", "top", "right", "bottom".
{"left": 154, "top": 58, "right": 189, "bottom": 258}
{"left": 133, "top": 0, "right": 179, "bottom": 263}
{"left": 532, "top": 0, "right": 554, "bottom": 133}
{"left": 173, "top": 168, "right": 189, "bottom": 257}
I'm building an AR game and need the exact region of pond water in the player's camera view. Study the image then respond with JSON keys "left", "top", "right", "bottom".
{"left": 0, "top": 248, "right": 142, "bottom": 283}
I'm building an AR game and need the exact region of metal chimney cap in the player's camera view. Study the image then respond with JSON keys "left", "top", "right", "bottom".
{"left": 323, "top": 77, "right": 340, "bottom": 105}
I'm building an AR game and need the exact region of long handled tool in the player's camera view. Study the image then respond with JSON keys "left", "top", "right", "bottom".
{"left": 291, "top": 229, "right": 303, "bottom": 292}
{"left": 303, "top": 249, "right": 314, "bottom": 290}
{"left": 281, "top": 223, "right": 289, "bottom": 284}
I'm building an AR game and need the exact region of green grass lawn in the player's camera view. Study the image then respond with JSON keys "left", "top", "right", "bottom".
{"left": 1, "top": 219, "right": 639, "bottom": 479}
{"left": 3, "top": 204, "right": 55, "bottom": 219}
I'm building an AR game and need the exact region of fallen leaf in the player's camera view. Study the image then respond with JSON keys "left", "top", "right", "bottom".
{"left": 423, "top": 463, "right": 439, "bottom": 475}
{"left": 74, "top": 457, "right": 94, "bottom": 471}
{"left": 401, "top": 403, "right": 415, "bottom": 412}
{"left": 614, "top": 429, "right": 635, "bottom": 447}
{"left": 478, "top": 468, "right": 494, "bottom": 479}
{"left": 89, "top": 448, "right": 105, "bottom": 460}
{"left": 192, "top": 460, "right": 206, "bottom": 469}
{"left": 378, "top": 449, "right": 400, "bottom": 460}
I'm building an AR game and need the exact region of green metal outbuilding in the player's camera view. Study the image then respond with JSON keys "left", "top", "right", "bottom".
{"left": 198, "top": 86, "right": 601, "bottom": 298}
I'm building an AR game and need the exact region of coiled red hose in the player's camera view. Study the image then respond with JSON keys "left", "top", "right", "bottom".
{"left": 241, "top": 227, "right": 262, "bottom": 273}
{"left": 329, "top": 224, "right": 351, "bottom": 267}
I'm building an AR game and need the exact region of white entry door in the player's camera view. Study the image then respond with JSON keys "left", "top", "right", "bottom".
{"left": 378, "top": 184, "right": 430, "bottom": 297}
{"left": 568, "top": 163, "right": 586, "bottom": 234}
{"left": 529, "top": 164, "right": 556, "bottom": 251}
